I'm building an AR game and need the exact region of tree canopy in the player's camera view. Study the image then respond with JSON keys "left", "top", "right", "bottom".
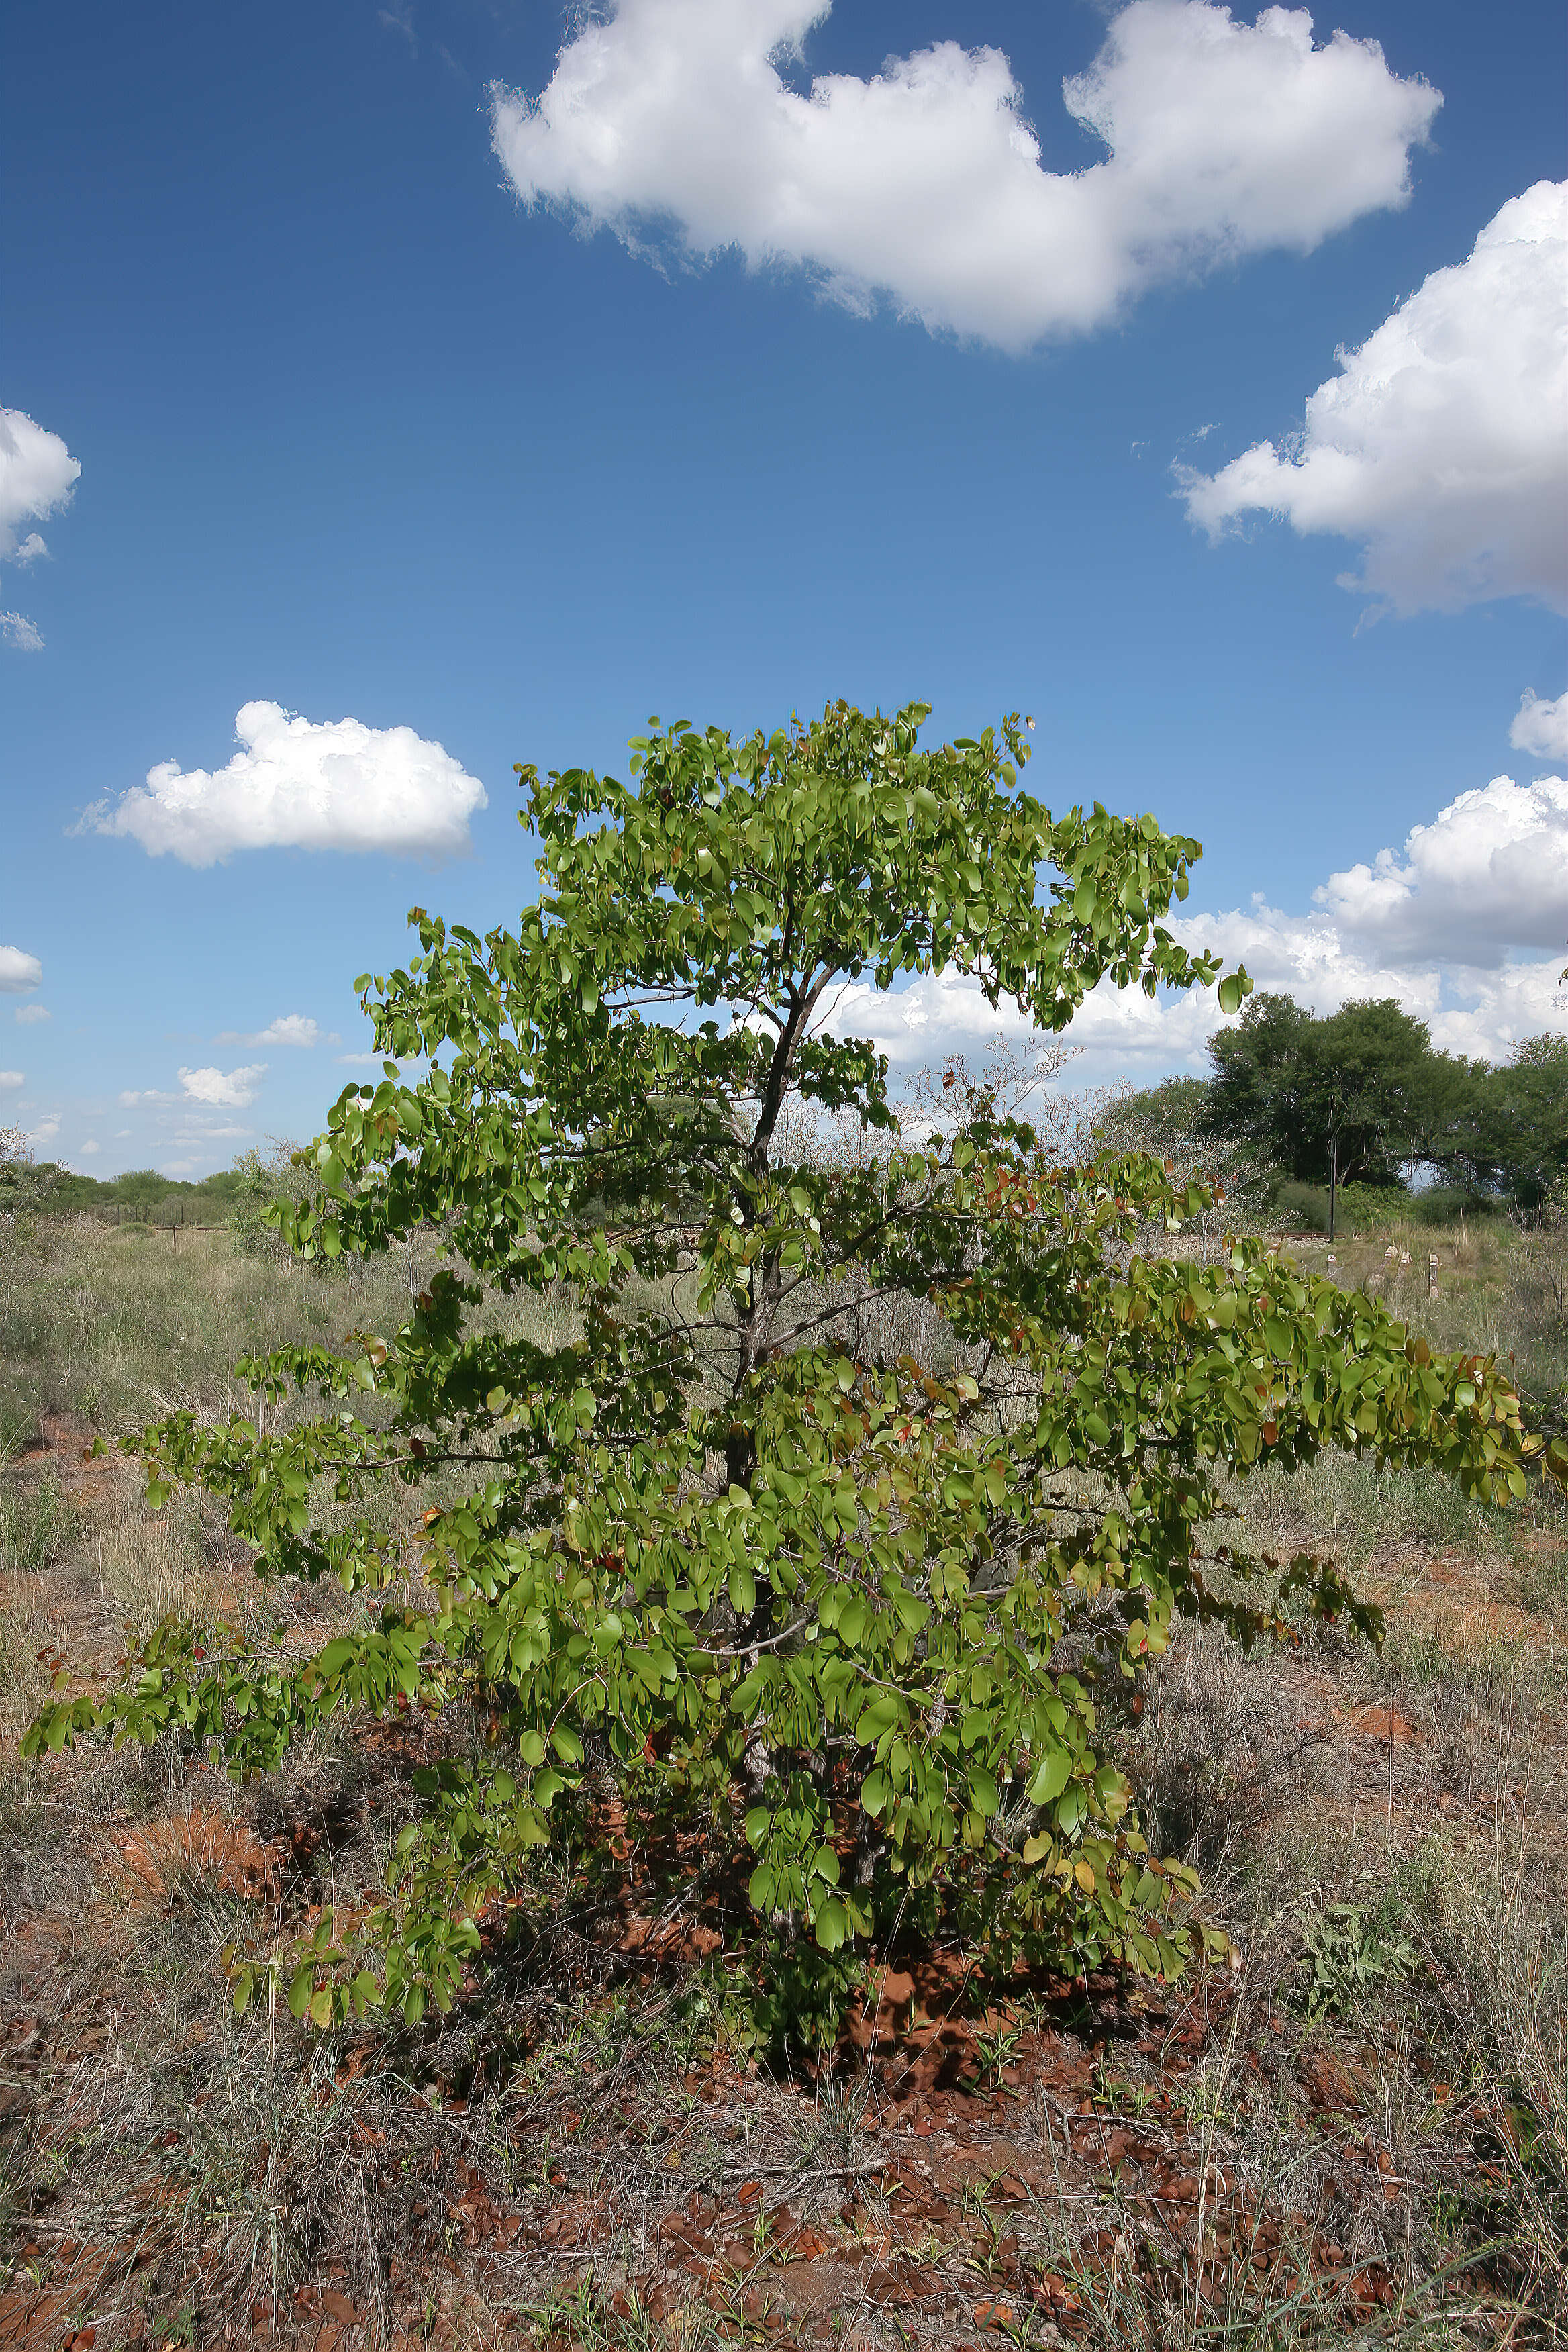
{"left": 1200, "top": 994, "right": 1567, "bottom": 1206}
{"left": 1203, "top": 994, "right": 1453, "bottom": 1188}
{"left": 26, "top": 702, "right": 1560, "bottom": 2045}
{"left": 1455, "top": 1033, "right": 1568, "bottom": 1208}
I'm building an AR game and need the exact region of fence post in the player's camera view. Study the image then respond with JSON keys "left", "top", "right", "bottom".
{"left": 1427, "top": 1253, "right": 1438, "bottom": 1300}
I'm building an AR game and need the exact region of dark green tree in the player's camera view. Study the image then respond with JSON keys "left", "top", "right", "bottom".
{"left": 1205, "top": 993, "right": 1457, "bottom": 1189}
{"left": 26, "top": 703, "right": 1558, "bottom": 2040}
{"left": 1460, "top": 1034, "right": 1568, "bottom": 1208}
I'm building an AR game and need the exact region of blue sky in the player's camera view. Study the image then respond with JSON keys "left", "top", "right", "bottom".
{"left": 3, "top": 0, "right": 1565, "bottom": 1174}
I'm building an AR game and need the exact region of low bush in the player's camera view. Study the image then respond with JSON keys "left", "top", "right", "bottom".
{"left": 1269, "top": 1178, "right": 1406, "bottom": 1236}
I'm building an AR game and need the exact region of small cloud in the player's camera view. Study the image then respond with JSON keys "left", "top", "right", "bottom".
{"left": 1, "top": 407, "right": 79, "bottom": 652}
{"left": 1511, "top": 688, "right": 1568, "bottom": 765}
{"left": 0, "top": 1071, "right": 23, "bottom": 1090}
{"left": 29, "top": 1114, "right": 60, "bottom": 1144}
{"left": 113, "top": 1128, "right": 130, "bottom": 1138}
{"left": 81, "top": 702, "right": 488, "bottom": 866}
{"left": 379, "top": 0, "right": 416, "bottom": 46}
{"left": 0, "top": 946, "right": 42, "bottom": 994}
{"left": 15, "top": 1003, "right": 49, "bottom": 1024}
{"left": 117, "top": 1089, "right": 174, "bottom": 1107}
{"left": 1, "top": 408, "right": 79, "bottom": 562}
{"left": 178, "top": 1063, "right": 266, "bottom": 1108}
{"left": 79, "top": 1140, "right": 101, "bottom": 1157}
{"left": 215, "top": 1012, "right": 335, "bottom": 1048}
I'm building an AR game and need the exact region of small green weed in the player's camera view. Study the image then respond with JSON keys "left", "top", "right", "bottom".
{"left": 1295, "top": 1901, "right": 1417, "bottom": 2022}
{"left": 970, "top": 2019, "right": 1026, "bottom": 2088}
{"left": 671, "top": 1964, "right": 765, "bottom": 2073}
{"left": 747, "top": 1939, "right": 865, "bottom": 2067}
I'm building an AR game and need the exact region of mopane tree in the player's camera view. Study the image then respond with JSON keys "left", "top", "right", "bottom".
{"left": 28, "top": 703, "right": 1559, "bottom": 2036}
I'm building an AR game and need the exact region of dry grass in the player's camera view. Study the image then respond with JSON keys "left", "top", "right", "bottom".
{"left": 0, "top": 1216, "right": 583, "bottom": 1449}
{"left": 1, "top": 1218, "right": 1565, "bottom": 2348}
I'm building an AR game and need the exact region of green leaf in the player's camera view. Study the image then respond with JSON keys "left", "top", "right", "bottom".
{"left": 814, "top": 1896, "right": 848, "bottom": 1951}
{"left": 1024, "top": 1749, "right": 1072, "bottom": 1797}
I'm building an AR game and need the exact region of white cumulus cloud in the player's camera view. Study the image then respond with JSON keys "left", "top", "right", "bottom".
{"left": 1179, "top": 180, "right": 1568, "bottom": 614}
{"left": 1512, "top": 689, "right": 1568, "bottom": 765}
{"left": 216, "top": 1013, "right": 334, "bottom": 1048}
{"left": 491, "top": 0, "right": 1439, "bottom": 350}
{"left": 0, "top": 1072, "right": 23, "bottom": 1091}
{"left": 0, "top": 947, "right": 42, "bottom": 995}
{"left": 0, "top": 407, "right": 81, "bottom": 653}
{"left": 0, "top": 408, "right": 79, "bottom": 563}
{"left": 14, "top": 1005, "right": 49, "bottom": 1025}
{"left": 824, "top": 765, "right": 1567, "bottom": 1079}
{"left": 1428, "top": 961, "right": 1566, "bottom": 1060}
{"left": 82, "top": 702, "right": 489, "bottom": 867}
{"left": 1314, "top": 774, "right": 1568, "bottom": 966}
{"left": 178, "top": 1065, "right": 267, "bottom": 1108}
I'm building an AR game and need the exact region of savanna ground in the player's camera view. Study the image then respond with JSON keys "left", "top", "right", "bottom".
{"left": 1, "top": 1206, "right": 1564, "bottom": 2351}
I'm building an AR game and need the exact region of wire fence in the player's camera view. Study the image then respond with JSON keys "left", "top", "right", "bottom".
{"left": 57, "top": 1204, "right": 237, "bottom": 1245}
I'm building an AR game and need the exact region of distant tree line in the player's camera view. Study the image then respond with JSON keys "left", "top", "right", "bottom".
{"left": 0, "top": 1157, "right": 248, "bottom": 1220}
{"left": 1118, "top": 996, "right": 1567, "bottom": 1212}
{"left": 3, "top": 995, "right": 1562, "bottom": 1232}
